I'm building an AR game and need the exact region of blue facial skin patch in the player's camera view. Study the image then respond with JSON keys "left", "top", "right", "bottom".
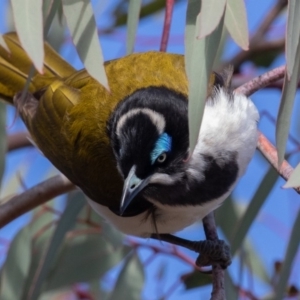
{"left": 150, "top": 133, "right": 172, "bottom": 164}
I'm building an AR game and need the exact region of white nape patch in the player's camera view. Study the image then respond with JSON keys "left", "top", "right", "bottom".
{"left": 116, "top": 108, "right": 166, "bottom": 137}
{"left": 191, "top": 88, "right": 259, "bottom": 178}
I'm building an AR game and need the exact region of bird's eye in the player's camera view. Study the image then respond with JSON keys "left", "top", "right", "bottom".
{"left": 156, "top": 152, "right": 167, "bottom": 163}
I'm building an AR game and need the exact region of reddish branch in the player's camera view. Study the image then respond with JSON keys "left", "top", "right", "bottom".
{"left": 160, "top": 0, "right": 175, "bottom": 52}
{"left": 0, "top": 174, "right": 75, "bottom": 228}
{"left": 257, "top": 133, "right": 300, "bottom": 193}
{"left": 235, "top": 65, "right": 286, "bottom": 96}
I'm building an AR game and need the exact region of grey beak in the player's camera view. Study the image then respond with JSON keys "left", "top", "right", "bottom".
{"left": 120, "top": 166, "right": 150, "bottom": 215}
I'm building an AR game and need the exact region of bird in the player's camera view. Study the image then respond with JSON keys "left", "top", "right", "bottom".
{"left": 0, "top": 33, "right": 259, "bottom": 267}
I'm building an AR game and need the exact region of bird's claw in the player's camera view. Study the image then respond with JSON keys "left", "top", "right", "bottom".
{"left": 194, "top": 239, "right": 231, "bottom": 269}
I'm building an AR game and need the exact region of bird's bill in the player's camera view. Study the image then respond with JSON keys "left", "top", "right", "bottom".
{"left": 120, "top": 165, "right": 150, "bottom": 215}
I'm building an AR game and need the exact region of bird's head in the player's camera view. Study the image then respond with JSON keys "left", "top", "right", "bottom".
{"left": 107, "top": 86, "right": 189, "bottom": 215}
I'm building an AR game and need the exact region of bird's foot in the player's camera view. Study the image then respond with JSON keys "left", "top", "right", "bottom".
{"left": 192, "top": 239, "right": 231, "bottom": 269}
{"left": 151, "top": 234, "right": 231, "bottom": 269}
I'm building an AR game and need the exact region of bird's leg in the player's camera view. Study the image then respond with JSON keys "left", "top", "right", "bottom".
{"left": 151, "top": 234, "right": 231, "bottom": 269}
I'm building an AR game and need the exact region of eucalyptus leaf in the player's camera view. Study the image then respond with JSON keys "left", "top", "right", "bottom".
{"left": 216, "top": 197, "right": 270, "bottom": 284}
{"left": 62, "top": 0, "right": 109, "bottom": 90}
{"left": 181, "top": 270, "right": 212, "bottom": 290}
{"left": 126, "top": 0, "right": 142, "bottom": 55}
{"left": 224, "top": 0, "right": 249, "bottom": 50}
{"left": 115, "top": 0, "right": 167, "bottom": 27}
{"left": 44, "top": 236, "right": 131, "bottom": 292}
{"left": 0, "top": 227, "right": 32, "bottom": 300}
{"left": 231, "top": 166, "right": 278, "bottom": 255}
{"left": 284, "top": 162, "right": 300, "bottom": 188}
{"left": 108, "top": 252, "right": 144, "bottom": 300}
{"left": 10, "top": 0, "right": 44, "bottom": 73}
{"left": 197, "top": 0, "right": 226, "bottom": 39}
{"left": 276, "top": 46, "right": 300, "bottom": 165}
{"left": 24, "top": 192, "right": 85, "bottom": 300}
{"left": 225, "top": 271, "right": 238, "bottom": 300}
{"left": 286, "top": 0, "right": 300, "bottom": 79}
{"left": 185, "top": 0, "right": 224, "bottom": 153}
{"left": 274, "top": 208, "right": 300, "bottom": 300}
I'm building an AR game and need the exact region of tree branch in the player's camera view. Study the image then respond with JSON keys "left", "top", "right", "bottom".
{"left": 235, "top": 65, "right": 285, "bottom": 96}
{"left": 0, "top": 174, "right": 75, "bottom": 228}
{"left": 202, "top": 213, "right": 226, "bottom": 300}
{"left": 160, "top": 0, "right": 175, "bottom": 52}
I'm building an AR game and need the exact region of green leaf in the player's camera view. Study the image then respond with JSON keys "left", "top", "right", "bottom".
{"left": 0, "top": 227, "right": 32, "bottom": 300}
{"left": 43, "top": 0, "right": 62, "bottom": 37}
{"left": 284, "top": 162, "right": 300, "bottom": 188}
{"left": 10, "top": 0, "right": 44, "bottom": 73}
{"left": 181, "top": 270, "right": 212, "bottom": 290}
{"left": 115, "top": 0, "right": 166, "bottom": 27}
{"left": 286, "top": 0, "right": 300, "bottom": 79}
{"left": 44, "top": 236, "right": 131, "bottom": 292}
{"left": 225, "top": 271, "right": 238, "bottom": 300}
{"left": 224, "top": 0, "right": 249, "bottom": 50}
{"left": 276, "top": 46, "right": 300, "bottom": 165}
{"left": 216, "top": 198, "right": 270, "bottom": 284}
{"left": 62, "top": 0, "right": 109, "bottom": 90}
{"left": 108, "top": 252, "right": 144, "bottom": 300}
{"left": 24, "top": 192, "right": 85, "bottom": 300}
{"left": 197, "top": 0, "right": 226, "bottom": 39}
{"left": 274, "top": 208, "right": 300, "bottom": 300}
{"left": 0, "top": 34, "right": 9, "bottom": 52}
{"left": 126, "top": 0, "right": 142, "bottom": 55}
{"left": 185, "top": 0, "right": 224, "bottom": 153}
{"left": 0, "top": 103, "right": 6, "bottom": 188}
{"left": 231, "top": 166, "right": 278, "bottom": 255}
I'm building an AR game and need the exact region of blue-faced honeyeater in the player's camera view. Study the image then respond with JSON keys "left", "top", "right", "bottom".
{"left": 0, "top": 33, "right": 259, "bottom": 267}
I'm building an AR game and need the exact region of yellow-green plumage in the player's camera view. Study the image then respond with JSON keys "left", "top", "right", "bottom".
{"left": 0, "top": 33, "right": 189, "bottom": 210}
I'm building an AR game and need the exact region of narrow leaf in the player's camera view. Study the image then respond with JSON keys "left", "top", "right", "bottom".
{"left": 286, "top": 0, "right": 300, "bottom": 79}
{"left": 284, "top": 162, "right": 300, "bottom": 188}
{"left": 185, "top": 0, "right": 224, "bottom": 153}
{"left": 224, "top": 0, "right": 249, "bottom": 50}
{"left": 274, "top": 208, "right": 300, "bottom": 300}
{"left": 181, "top": 270, "right": 212, "bottom": 289}
{"left": 62, "top": 0, "right": 109, "bottom": 90}
{"left": 0, "top": 34, "right": 9, "bottom": 52}
{"left": 197, "top": 0, "right": 226, "bottom": 39}
{"left": 25, "top": 192, "right": 85, "bottom": 300}
{"left": 126, "top": 0, "right": 142, "bottom": 55}
{"left": 276, "top": 46, "right": 300, "bottom": 165}
{"left": 10, "top": 0, "right": 44, "bottom": 73}
{"left": 108, "top": 252, "right": 144, "bottom": 300}
{"left": 216, "top": 198, "right": 270, "bottom": 284}
{"left": 231, "top": 166, "right": 278, "bottom": 255}
{"left": 0, "top": 103, "right": 6, "bottom": 187}
{"left": 0, "top": 228, "right": 32, "bottom": 300}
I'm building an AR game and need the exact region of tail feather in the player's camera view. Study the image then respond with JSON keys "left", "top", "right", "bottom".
{"left": 0, "top": 32, "right": 75, "bottom": 104}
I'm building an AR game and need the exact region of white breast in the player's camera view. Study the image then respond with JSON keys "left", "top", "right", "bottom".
{"left": 87, "top": 190, "right": 231, "bottom": 237}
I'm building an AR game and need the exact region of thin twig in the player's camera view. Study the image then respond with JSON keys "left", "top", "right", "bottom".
{"left": 0, "top": 174, "right": 75, "bottom": 228}
{"left": 235, "top": 65, "right": 285, "bottom": 96}
{"left": 257, "top": 132, "right": 300, "bottom": 193}
{"left": 160, "top": 0, "right": 175, "bottom": 52}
